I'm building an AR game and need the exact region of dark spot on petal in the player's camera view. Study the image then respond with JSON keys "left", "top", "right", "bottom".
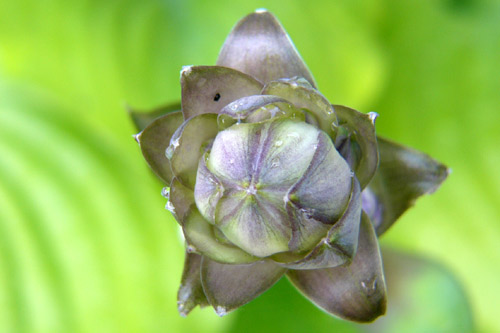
{"left": 214, "top": 93, "right": 221, "bottom": 102}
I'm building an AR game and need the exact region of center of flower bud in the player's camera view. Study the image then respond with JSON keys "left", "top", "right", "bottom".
{"left": 194, "top": 118, "right": 353, "bottom": 258}
{"left": 245, "top": 182, "right": 259, "bottom": 196}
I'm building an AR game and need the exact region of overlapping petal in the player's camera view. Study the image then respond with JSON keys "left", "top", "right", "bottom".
{"left": 168, "top": 177, "right": 195, "bottom": 223}
{"left": 262, "top": 78, "right": 337, "bottom": 138}
{"left": 201, "top": 257, "right": 286, "bottom": 316}
{"left": 181, "top": 66, "right": 262, "bottom": 119}
{"left": 177, "top": 252, "right": 209, "bottom": 316}
{"left": 287, "top": 213, "right": 386, "bottom": 322}
{"left": 137, "top": 111, "right": 183, "bottom": 184}
{"left": 334, "top": 105, "right": 378, "bottom": 189}
{"left": 274, "top": 178, "right": 361, "bottom": 270}
{"left": 218, "top": 95, "right": 303, "bottom": 125}
{"left": 182, "top": 208, "right": 259, "bottom": 264}
{"left": 167, "top": 114, "right": 219, "bottom": 188}
{"left": 364, "top": 137, "right": 449, "bottom": 235}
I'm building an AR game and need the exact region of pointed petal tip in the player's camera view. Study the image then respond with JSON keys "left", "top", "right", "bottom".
{"left": 217, "top": 10, "right": 316, "bottom": 86}
{"left": 180, "top": 65, "right": 194, "bottom": 78}
{"left": 367, "top": 111, "right": 379, "bottom": 124}
{"left": 186, "top": 244, "right": 197, "bottom": 253}
{"left": 133, "top": 132, "right": 141, "bottom": 144}
{"left": 177, "top": 302, "right": 189, "bottom": 317}
{"left": 254, "top": 8, "right": 269, "bottom": 14}
{"left": 215, "top": 305, "right": 228, "bottom": 317}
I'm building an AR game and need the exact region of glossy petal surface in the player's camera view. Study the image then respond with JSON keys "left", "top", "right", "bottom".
{"left": 194, "top": 154, "right": 224, "bottom": 224}
{"left": 276, "top": 178, "right": 361, "bottom": 269}
{"left": 182, "top": 208, "right": 258, "bottom": 264}
{"left": 137, "top": 111, "right": 183, "bottom": 184}
{"left": 177, "top": 252, "right": 209, "bottom": 316}
{"left": 218, "top": 95, "right": 300, "bottom": 124}
{"left": 262, "top": 78, "right": 337, "bottom": 137}
{"left": 201, "top": 257, "right": 285, "bottom": 315}
{"left": 217, "top": 10, "right": 316, "bottom": 86}
{"left": 207, "top": 119, "right": 321, "bottom": 257}
{"left": 286, "top": 131, "right": 352, "bottom": 224}
{"left": 287, "top": 213, "right": 386, "bottom": 322}
{"left": 168, "top": 114, "right": 219, "bottom": 188}
{"left": 168, "top": 177, "right": 194, "bottom": 223}
{"left": 365, "top": 137, "right": 449, "bottom": 235}
{"left": 334, "top": 105, "right": 378, "bottom": 189}
{"left": 181, "top": 66, "right": 262, "bottom": 119}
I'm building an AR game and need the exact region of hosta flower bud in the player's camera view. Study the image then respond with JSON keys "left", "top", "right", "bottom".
{"left": 195, "top": 117, "right": 352, "bottom": 258}
{"left": 131, "top": 9, "right": 448, "bottom": 323}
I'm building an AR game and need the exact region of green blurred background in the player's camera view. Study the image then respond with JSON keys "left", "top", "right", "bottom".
{"left": 0, "top": 0, "right": 499, "bottom": 332}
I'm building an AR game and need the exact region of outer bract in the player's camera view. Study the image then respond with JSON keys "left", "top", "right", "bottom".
{"left": 131, "top": 9, "right": 448, "bottom": 323}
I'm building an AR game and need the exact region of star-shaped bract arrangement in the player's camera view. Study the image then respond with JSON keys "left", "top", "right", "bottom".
{"left": 130, "top": 9, "right": 448, "bottom": 323}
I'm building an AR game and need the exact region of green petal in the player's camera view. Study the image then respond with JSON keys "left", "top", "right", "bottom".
{"left": 286, "top": 131, "right": 352, "bottom": 225}
{"left": 334, "top": 105, "right": 378, "bottom": 189}
{"left": 207, "top": 119, "right": 322, "bottom": 257}
{"left": 200, "top": 257, "right": 286, "bottom": 316}
{"left": 262, "top": 78, "right": 337, "bottom": 137}
{"left": 177, "top": 252, "right": 209, "bottom": 317}
{"left": 181, "top": 66, "right": 262, "bottom": 119}
{"left": 168, "top": 177, "right": 195, "bottom": 223}
{"left": 216, "top": 10, "right": 316, "bottom": 86}
{"left": 168, "top": 114, "right": 219, "bottom": 189}
{"left": 207, "top": 119, "right": 318, "bottom": 188}
{"left": 182, "top": 207, "right": 258, "bottom": 264}
{"left": 128, "top": 102, "right": 181, "bottom": 132}
{"left": 287, "top": 213, "right": 386, "bottom": 322}
{"left": 194, "top": 153, "right": 224, "bottom": 224}
{"left": 137, "top": 111, "right": 183, "bottom": 184}
{"left": 215, "top": 189, "right": 292, "bottom": 258}
{"left": 274, "top": 178, "right": 361, "bottom": 270}
{"left": 364, "top": 136, "right": 449, "bottom": 236}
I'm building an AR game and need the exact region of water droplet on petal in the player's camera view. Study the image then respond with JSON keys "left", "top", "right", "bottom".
{"left": 180, "top": 65, "right": 193, "bottom": 77}
{"left": 270, "top": 157, "right": 280, "bottom": 168}
{"left": 300, "top": 208, "right": 315, "bottom": 219}
{"left": 229, "top": 158, "right": 235, "bottom": 165}
{"left": 361, "top": 277, "right": 378, "bottom": 296}
{"left": 165, "top": 146, "right": 174, "bottom": 159}
{"left": 177, "top": 302, "right": 188, "bottom": 317}
{"left": 186, "top": 245, "right": 197, "bottom": 253}
{"left": 350, "top": 171, "right": 355, "bottom": 178}
{"left": 161, "top": 187, "right": 170, "bottom": 199}
{"left": 368, "top": 112, "right": 379, "bottom": 124}
{"left": 166, "top": 137, "right": 180, "bottom": 160}
{"left": 133, "top": 133, "right": 141, "bottom": 143}
{"left": 165, "top": 200, "right": 176, "bottom": 214}
{"left": 287, "top": 132, "right": 300, "bottom": 140}
{"left": 215, "top": 306, "right": 227, "bottom": 317}
{"left": 274, "top": 140, "right": 283, "bottom": 147}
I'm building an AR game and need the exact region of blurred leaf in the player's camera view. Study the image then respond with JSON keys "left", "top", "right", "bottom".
{"left": 364, "top": 248, "right": 475, "bottom": 333}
